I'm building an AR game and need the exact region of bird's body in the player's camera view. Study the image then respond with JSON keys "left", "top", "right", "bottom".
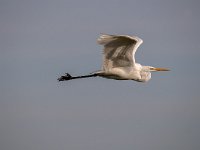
{"left": 58, "top": 34, "right": 169, "bottom": 82}
{"left": 95, "top": 64, "right": 151, "bottom": 82}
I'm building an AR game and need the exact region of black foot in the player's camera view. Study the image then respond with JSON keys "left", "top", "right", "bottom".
{"left": 57, "top": 73, "right": 72, "bottom": 81}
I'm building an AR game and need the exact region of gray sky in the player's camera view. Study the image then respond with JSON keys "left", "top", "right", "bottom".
{"left": 1, "top": 0, "right": 200, "bottom": 150}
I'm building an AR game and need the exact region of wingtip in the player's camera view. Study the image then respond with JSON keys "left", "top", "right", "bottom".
{"left": 97, "top": 34, "right": 116, "bottom": 45}
{"left": 97, "top": 33, "right": 143, "bottom": 45}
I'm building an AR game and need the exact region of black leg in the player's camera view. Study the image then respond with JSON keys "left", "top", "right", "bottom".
{"left": 57, "top": 73, "right": 72, "bottom": 81}
{"left": 58, "top": 72, "right": 98, "bottom": 81}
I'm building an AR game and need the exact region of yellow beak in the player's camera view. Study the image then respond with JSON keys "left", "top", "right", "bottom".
{"left": 151, "top": 68, "right": 170, "bottom": 71}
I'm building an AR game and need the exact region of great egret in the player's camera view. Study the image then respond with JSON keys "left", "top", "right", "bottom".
{"left": 58, "top": 34, "right": 169, "bottom": 82}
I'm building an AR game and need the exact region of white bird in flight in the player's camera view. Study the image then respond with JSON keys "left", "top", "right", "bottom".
{"left": 58, "top": 34, "right": 170, "bottom": 82}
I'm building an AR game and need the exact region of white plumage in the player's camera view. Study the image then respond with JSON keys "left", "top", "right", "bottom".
{"left": 58, "top": 34, "right": 169, "bottom": 82}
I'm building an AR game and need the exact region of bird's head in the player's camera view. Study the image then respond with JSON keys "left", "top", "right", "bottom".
{"left": 143, "top": 66, "right": 170, "bottom": 72}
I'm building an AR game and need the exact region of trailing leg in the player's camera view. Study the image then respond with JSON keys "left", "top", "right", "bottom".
{"left": 57, "top": 73, "right": 98, "bottom": 81}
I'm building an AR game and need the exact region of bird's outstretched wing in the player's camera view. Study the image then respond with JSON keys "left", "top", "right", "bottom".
{"left": 97, "top": 34, "right": 143, "bottom": 71}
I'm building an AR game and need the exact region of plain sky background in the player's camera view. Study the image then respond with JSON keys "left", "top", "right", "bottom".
{"left": 1, "top": 0, "right": 200, "bottom": 150}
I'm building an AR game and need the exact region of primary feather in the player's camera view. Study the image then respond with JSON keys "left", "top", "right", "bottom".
{"left": 97, "top": 34, "right": 143, "bottom": 71}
